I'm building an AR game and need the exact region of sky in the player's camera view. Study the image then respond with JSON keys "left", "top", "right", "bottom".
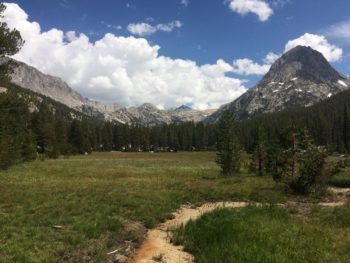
{"left": 2, "top": 0, "right": 350, "bottom": 110}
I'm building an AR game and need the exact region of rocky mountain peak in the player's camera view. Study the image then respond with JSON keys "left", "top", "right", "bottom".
{"left": 174, "top": 105, "right": 192, "bottom": 111}
{"left": 261, "top": 46, "right": 344, "bottom": 85}
{"left": 206, "top": 46, "right": 350, "bottom": 122}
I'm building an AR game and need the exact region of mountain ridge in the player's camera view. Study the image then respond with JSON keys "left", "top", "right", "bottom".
{"left": 206, "top": 46, "right": 350, "bottom": 122}
{"left": 4, "top": 58, "right": 215, "bottom": 125}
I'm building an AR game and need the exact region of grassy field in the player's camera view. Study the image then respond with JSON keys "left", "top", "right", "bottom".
{"left": 173, "top": 167, "right": 350, "bottom": 263}
{"left": 173, "top": 204, "right": 350, "bottom": 263}
{"left": 329, "top": 166, "right": 350, "bottom": 188}
{"left": 0, "top": 152, "right": 284, "bottom": 262}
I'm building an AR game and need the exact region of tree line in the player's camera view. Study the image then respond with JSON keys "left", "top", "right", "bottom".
{"left": 216, "top": 110, "right": 329, "bottom": 195}
{"left": 238, "top": 89, "right": 350, "bottom": 154}
{"left": 3, "top": 80, "right": 350, "bottom": 170}
{"left": 0, "top": 88, "right": 219, "bottom": 168}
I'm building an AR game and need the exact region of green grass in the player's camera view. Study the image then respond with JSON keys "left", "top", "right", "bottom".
{"left": 173, "top": 206, "right": 345, "bottom": 263}
{"left": 328, "top": 166, "right": 350, "bottom": 188}
{"left": 0, "top": 152, "right": 283, "bottom": 262}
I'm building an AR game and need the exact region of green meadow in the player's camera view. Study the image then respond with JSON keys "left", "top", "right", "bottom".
{"left": 0, "top": 152, "right": 282, "bottom": 262}
{"left": 0, "top": 152, "right": 349, "bottom": 262}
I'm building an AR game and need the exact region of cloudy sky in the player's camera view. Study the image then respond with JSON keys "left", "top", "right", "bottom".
{"left": 2, "top": 0, "right": 350, "bottom": 110}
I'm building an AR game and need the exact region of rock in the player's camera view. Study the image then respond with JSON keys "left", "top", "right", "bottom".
{"left": 3, "top": 57, "right": 215, "bottom": 125}
{"left": 206, "top": 46, "right": 350, "bottom": 122}
{"left": 114, "top": 254, "right": 128, "bottom": 263}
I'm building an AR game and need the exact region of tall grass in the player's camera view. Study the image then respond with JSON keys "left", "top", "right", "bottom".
{"left": 173, "top": 206, "right": 342, "bottom": 263}
{"left": 328, "top": 166, "right": 350, "bottom": 188}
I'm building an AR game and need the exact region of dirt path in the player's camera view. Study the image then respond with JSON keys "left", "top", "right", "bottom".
{"left": 128, "top": 188, "right": 350, "bottom": 263}
{"left": 128, "top": 202, "right": 249, "bottom": 263}
{"left": 319, "top": 187, "right": 350, "bottom": 207}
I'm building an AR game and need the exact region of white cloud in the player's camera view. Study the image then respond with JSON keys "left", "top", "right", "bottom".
{"left": 263, "top": 52, "right": 280, "bottom": 64}
{"left": 127, "top": 23, "right": 155, "bottom": 36}
{"left": 227, "top": 0, "right": 273, "bottom": 22}
{"left": 127, "top": 20, "right": 182, "bottom": 36}
{"left": 231, "top": 33, "right": 343, "bottom": 76}
{"left": 285, "top": 33, "right": 343, "bottom": 62}
{"left": 323, "top": 20, "right": 350, "bottom": 43}
{"left": 232, "top": 52, "right": 279, "bottom": 75}
{"left": 233, "top": 59, "right": 271, "bottom": 75}
{"left": 181, "top": 0, "right": 189, "bottom": 7}
{"left": 3, "top": 3, "right": 246, "bottom": 110}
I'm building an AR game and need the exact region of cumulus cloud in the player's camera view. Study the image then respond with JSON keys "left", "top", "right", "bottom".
{"left": 227, "top": 0, "right": 273, "bottom": 22}
{"left": 323, "top": 20, "right": 350, "bottom": 44}
{"left": 127, "top": 20, "right": 182, "bottom": 36}
{"left": 3, "top": 3, "right": 246, "bottom": 110}
{"left": 233, "top": 59, "right": 270, "bottom": 75}
{"left": 285, "top": 33, "right": 343, "bottom": 62}
{"left": 263, "top": 52, "right": 280, "bottom": 64}
{"left": 232, "top": 52, "right": 279, "bottom": 75}
{"left": 231, "top": 33, "right": 343, "bottom": 76}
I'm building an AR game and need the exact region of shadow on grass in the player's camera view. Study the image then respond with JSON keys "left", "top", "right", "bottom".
{"left": 328, "top": 178, "right": 350, "bottom": 188}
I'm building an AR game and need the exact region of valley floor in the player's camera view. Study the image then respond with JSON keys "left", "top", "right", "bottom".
{"left": 0, "top": 152, "right": 349, "bottom": 262}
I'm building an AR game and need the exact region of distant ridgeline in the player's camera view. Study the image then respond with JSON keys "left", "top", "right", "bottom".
{"left": 1, "top": 79, "right": 350, "bottom": 169}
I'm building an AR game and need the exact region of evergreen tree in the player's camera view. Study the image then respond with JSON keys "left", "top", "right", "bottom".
{"left": 32, "top": 103, "right": 56, "bottom": 157}
{"left": 69, "top": 119, "right": 85, "bottom": 154}
{"left": 269, "top": 127, "right": 327, "bottom": 195}
{"left": 0, "top": 91, "right": 35, "bottom": 168}
{"left": 266, "top": 141, "right": 285, "bottom": 183}
{"left": 216, "top": 110, "right": 240, "bottom": 176}
{"left": 54, "top": 115, "right": 71, "bottom": 155}
{"left": 251, "top": 127, "right": 268, "bottom": 176}
{"left": 288, "top": 128, "right": 327, "bottom": 194}
{"left": 343, "top": 102, "right": 350, "bottom": 152}
{"left": 0, "top": 3, "right": 24, "bottom": 85}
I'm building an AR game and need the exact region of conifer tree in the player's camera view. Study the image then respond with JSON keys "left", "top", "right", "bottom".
{"left": 343, "top": 102, "right": 350, "bottom": 152}
{"left": 32, "top": 103, "right": 56, "bottom": 157}
{"left": 0, "top": 3, "right": 24, "bottom": 85}
{"left": 251, "top": 127, "right": 268, "bottom": 176}
{"left": 0, "top": 91, "right": 35, "bottom": 168}
{"left": 216, "top": 110, "right": 240, "bottom": 175}
{"left": 289, "top": 128, "right": 326, "bottom": 194}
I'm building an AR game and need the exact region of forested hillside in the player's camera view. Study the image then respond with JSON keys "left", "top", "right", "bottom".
{"left": 0, "top": 84, "right": 218, "bottom": 168}
{"left": 239, "top": 87, "right": 350, "bottom": 153}
{"left": 3, "top": 66, "right": 350, "bottom": 170}
{"left": 3, "top": 79, "right": 350, "bottom": 169}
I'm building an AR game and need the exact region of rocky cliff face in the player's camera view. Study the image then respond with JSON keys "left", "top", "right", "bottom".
{"left": 207, "top": 46, "right": 350, "bottom": 122}
{"left": 6, "top": 58, "right": 215, "bottom": 125}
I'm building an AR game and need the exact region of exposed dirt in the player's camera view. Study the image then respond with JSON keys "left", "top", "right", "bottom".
{"left": 128, "top": 202, "right": 249, "bottom": 263}
{"left": 319, "top": 187, "right": 350, "bottom": 207}
{"left": 128, "top": 188, "right": 350, "bottom": 263}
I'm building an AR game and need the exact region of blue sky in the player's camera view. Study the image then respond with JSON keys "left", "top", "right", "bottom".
{"left": 3, "top": 0, "right": 350, "bottom": 109}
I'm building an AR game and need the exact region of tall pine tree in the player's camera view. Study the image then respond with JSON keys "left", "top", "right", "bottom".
{"left": 216, "top": 110, "right": 241, "bottom": 176}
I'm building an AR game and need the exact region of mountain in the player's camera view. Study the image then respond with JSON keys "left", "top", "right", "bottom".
{"left": 5, "top": 58, "right": 214, "bottom": 125}
{"left": 103, "top": 103, "right": 215, "bottom": 125}
{"left": 207, "top": 46, "right": 350, "bottom": 122}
